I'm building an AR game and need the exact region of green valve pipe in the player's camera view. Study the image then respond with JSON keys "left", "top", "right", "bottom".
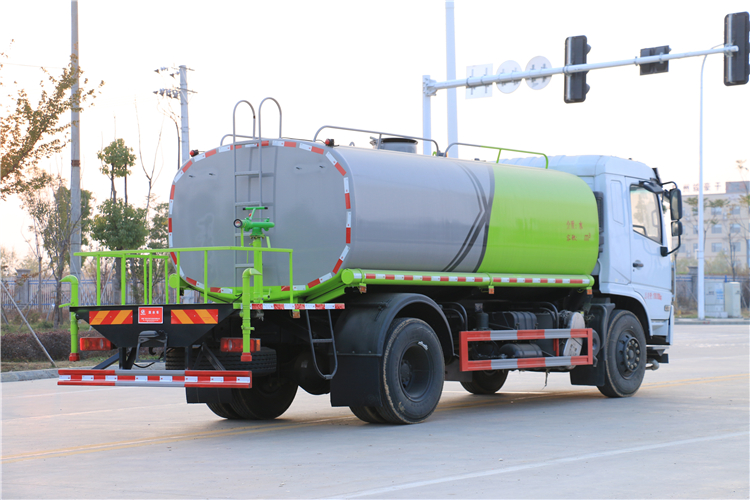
{"left": 60, "top": 275, "right": 80, "bottom": 362}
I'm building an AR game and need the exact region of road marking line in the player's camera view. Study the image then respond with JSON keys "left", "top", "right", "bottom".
{"left": 335, "top": 431, "right": 750, "bottom": 499}
{"left": 3, "top": 372, "right": 746, "bottom": 463}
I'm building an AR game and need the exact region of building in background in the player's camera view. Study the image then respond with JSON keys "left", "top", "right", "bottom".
{"left": 679, "top": 181, "right": 750, "bottom": 275}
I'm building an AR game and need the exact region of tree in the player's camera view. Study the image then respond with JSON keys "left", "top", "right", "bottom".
{"left": 90, "top": 199, "right": 147, "bottom": 302}
{"left": 22, "top": 176, "right": 93, "bottom": 327}
{"left": 97, "top": 138, "right": 136, "bottom": 205}
{"left": 0, "top": 53, "right": 102, "bottom": 199}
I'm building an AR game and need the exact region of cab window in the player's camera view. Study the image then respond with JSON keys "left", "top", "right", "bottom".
{"left": 630, "top": 186, "right": 662, "bottom": 244}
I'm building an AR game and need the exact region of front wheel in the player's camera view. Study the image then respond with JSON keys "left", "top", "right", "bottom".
{"left": 598, "top": 310, "right": 647, "bottom": 398}
{"left": 376, "top": 318, "right": 445, "bottom": 424}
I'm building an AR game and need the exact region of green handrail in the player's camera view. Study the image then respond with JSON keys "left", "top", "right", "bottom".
{"left": 60, "top": 275, "right": 80, "bottom": 361}
{"left": 74, "top": 245, "right": 294, "bottom": 307}
{"left": 444, "top": 141, "right": 549, "bottom": 169}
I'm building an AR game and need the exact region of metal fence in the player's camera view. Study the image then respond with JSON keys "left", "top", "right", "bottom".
{"left": 0, "top": 277, "right": 195, "bottom": 314}
{"left": 675, "top": 275, "right": 750, "bottom": 312}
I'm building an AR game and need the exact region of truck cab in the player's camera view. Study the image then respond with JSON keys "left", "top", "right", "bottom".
{"left": 505, "top": 155, "right": 681, "bottom": 350}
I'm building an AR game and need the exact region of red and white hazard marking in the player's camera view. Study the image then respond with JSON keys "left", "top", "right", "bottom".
{"left": 246, "top": 303, "right": 345, "bottom": 310}
{"left": 58, "top": 369, "right": 251, "bottom": 388}
{"left": 459, "top": 328, "right": 593, "bottom": 372}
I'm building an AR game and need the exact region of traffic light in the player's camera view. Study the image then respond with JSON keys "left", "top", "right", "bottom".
{"left": 564, "top": 36, "right": 591, "bottom": 103}
{"left": 724, "top": 12, "right": 749, "bottom": 86}
{"left": 639, "top": 45, "right": 671, "bottom": 75}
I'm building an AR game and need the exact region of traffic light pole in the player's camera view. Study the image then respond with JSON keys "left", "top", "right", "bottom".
{"left": 424, "top": 45, "right": 738, "bottom": 96}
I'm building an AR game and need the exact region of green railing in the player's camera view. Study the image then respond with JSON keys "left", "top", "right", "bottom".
{"left": 72, "top": 245, "right": 295, "bottom": 306}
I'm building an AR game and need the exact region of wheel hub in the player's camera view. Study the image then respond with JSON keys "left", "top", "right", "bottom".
{"left": 616, "top": 332, "right": 641, "bottom": 377}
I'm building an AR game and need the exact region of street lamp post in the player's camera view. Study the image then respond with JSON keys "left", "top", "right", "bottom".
{"left": 698, "top": 44, "right": 723, "bottom": 320}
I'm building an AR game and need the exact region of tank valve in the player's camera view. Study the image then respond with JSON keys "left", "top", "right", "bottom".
{"left": 234, "top": 207, "right": 274, "bottom": 236}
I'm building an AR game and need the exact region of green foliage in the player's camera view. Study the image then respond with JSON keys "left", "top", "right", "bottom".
{"left": 149, "top": 202, "right": 169, "bottom": 249}
{"left": 22, "top": 177, "right": 93, "bottom": 276}
{"left": 90, "top": 199, "right": 147, "bottom": 251}
{"left": 97, "top": 138, "right": 136, "bottom": 203}
{"left": 0, "top": 53, "right": 102, "bottom": 199}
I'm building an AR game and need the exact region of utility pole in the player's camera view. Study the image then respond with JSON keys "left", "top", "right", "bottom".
{"left": 155, "top": 66, "right": 195, "bottom": 169}
{"left": 69, "top": 0, "right": 81, "bottom": 281}
{"left": 445, "top": 1, "right": 458, "bottom": 158}
{"left": 179, "top": 65, "right": 190, "bottom": 167}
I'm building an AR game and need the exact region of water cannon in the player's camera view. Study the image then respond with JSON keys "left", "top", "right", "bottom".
{"left": 233, "top": 207, "right": 274, "bottom": 237}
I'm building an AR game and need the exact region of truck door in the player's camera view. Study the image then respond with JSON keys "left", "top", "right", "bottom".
{"left": 628, "top": 182, "right": 672, "bottom": 320}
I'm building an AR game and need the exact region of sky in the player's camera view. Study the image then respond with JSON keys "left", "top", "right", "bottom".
{"left": 1, "top": 0, "right": 749, "bottom": 260}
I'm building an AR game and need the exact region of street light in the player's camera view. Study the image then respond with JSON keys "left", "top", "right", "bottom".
{"left": 698, "top": 44, "right": 723, "bottom": 320}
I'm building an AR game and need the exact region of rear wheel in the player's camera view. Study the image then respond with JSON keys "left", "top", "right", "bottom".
{"left": 349, "top": 406, "right": 387, "bottom": 424}
{"left": 206, "top": 402, "right": 243, "bottom": 419}
{"left": 376, "top": 318, "right": 444, "bottom": 424}
{"left": 598, "top": 310, "right": 647, "bottom": 398}
{"left": 460, "top": 370, "right": 509, "bottom": 395}
{"left": 230, "top": 376, "right": 298, "bottom": 419}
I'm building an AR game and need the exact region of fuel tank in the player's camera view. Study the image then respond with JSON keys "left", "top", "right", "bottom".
{"left": 168, "top": 140, "right": 599, "bottom": 294}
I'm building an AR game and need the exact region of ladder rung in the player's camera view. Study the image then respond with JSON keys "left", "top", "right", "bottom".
{"left": 312, "top": 339, "right": 334, "bottom": 344}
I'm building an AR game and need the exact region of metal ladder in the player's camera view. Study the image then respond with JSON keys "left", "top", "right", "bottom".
{"left": 231, "top": 98, "right": 283, "bottom": 278}
{"left": 304, "top": 310, "right": 338, "bottom": 380}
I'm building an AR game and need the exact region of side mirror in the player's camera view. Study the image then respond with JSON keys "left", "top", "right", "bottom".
{"left": 669, "top": 189, "right": 682, "bottom": 221}
{"left": 671, "top": 220, "right": 683, "bottom": 237}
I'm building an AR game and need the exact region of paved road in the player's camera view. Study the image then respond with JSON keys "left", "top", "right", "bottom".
{"left": 2, "top": 325, "right": 748, "bottom": 499}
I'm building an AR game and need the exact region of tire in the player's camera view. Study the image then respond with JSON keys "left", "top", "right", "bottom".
{"left": 460, "top": 370, "right": 509, "bottom": 395}
{"left": 230, "top": 376, "right": 298, "bottom": 419}
{"left": 350, "top": 406, "right": 387, "bottom": 424}
{"left": 376, "top": 318, "right": 445, "bottom": 424}
{"left": 598, "top": 310, "right": 647, "bottom": 398}
{"left": 165, "top": 347, "right": 185, "bottom": 370}
{"left": 206, "top": 402, "right": 243, "bottom": 419}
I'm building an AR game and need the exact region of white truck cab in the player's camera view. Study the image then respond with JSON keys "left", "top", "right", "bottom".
{"left": 506, "top": 155, "right": 681, "bottom": 349}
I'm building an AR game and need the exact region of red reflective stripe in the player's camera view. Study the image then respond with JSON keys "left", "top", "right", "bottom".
{"left": 468, "top": 360, "right": 493, "bottom": 370}
{"left": 440, "top": 276, "right": 449, "bottom": 282}
{"left": 183, "top": 160, "right": 192, "bottom": 172}
{"left": 281, "top": 286, "right": 290, "bottom": 291}
{"left": 517, "top": 329, "right": 546, "bottom": 340}
{"left": 571, "top": 279, "right": 583, "bottom": 284}
{"left": 170, "top": 185, "right": 175, "bottom": 200}
{"left": 333, "top": 259, "right": 344, "bottom": 274}
{"left": 307, "top": 278, "right": 321, "bottom": 288}
{"left": 345, "top": 192, "right": 351, "bottom": 209}
{"left": 335, "top": 163, "right": 346, "bottom": 176}
{"left": 404, "top": 275, "right": 414, "bottom": 281}
{"left": 186, "top": 277, "right": 197, "bottom": 285}
{"left": 365, "top": 273, "right": 376, "bottom": 279}
{"left": 346, "top": 227, "right": 351, "bottom": 244}
{"left": 170, "top": 252, "right": 177, "bottom": 264}
{"left": 517, "top": 358, "right": 547, "bottom": 369}
{"left": 210, "top": 287, "right": 221, "bottom": 293}
{"left": 311, "top": 146, "right": 324, "bottom": 154}
{"left": 261, "top": 140, "right": 269, "bottom": 146}
{"left": 101, "top": 310, "right": 120, "bottom": 325}
{"left": 385, "top": 274, "right": 395, "bottom": 280}
{"left": 168, "top": 218, "right": 173, "bottom": 232}
{"left": 457, "top": 276, "right": 466, "bottom": 282}
{"left": 284, "top": 141, "right": 296, "bottom": 148}
{"left": 205, "top": 149, "right": 217, "bottom": 158}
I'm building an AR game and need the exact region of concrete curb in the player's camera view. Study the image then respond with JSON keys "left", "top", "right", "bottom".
{"left": 674, "top": 319, "right": 749, "bottom": 326}
{"left": 1, "top": 362, "right": 167, "bottom": 383}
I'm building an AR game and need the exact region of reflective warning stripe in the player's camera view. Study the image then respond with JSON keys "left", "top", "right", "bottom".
{"left": 89, "top": 310, "right": 133, "bottom": 325}
{"left": 247, "top": 303, "right": 345, "bottom": 310}
{"left": 58, "top": 369, "right": 251, "bottom": 388}
{"left": 170, "top": 309, "right": 219, "bottom": 324}
{"left": 459, "top": 328, "right": 593, "bottom": 372}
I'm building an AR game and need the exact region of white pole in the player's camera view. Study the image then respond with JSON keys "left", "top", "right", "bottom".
{"left": 422, "top": 75, "right": 432, "bottom": 156}
{"left": 445, "top": 1, "right": 458, "bottom": 158}
{"left": 70, "top": 0, "right": 81, "bottom": 282}
{"left": 179, "top": 65, "right": 190, "bottom": 166}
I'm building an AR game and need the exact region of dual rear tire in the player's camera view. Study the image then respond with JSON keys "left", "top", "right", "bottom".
{"left": 350, "top": 317, "right": 445, "bottom": 424}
